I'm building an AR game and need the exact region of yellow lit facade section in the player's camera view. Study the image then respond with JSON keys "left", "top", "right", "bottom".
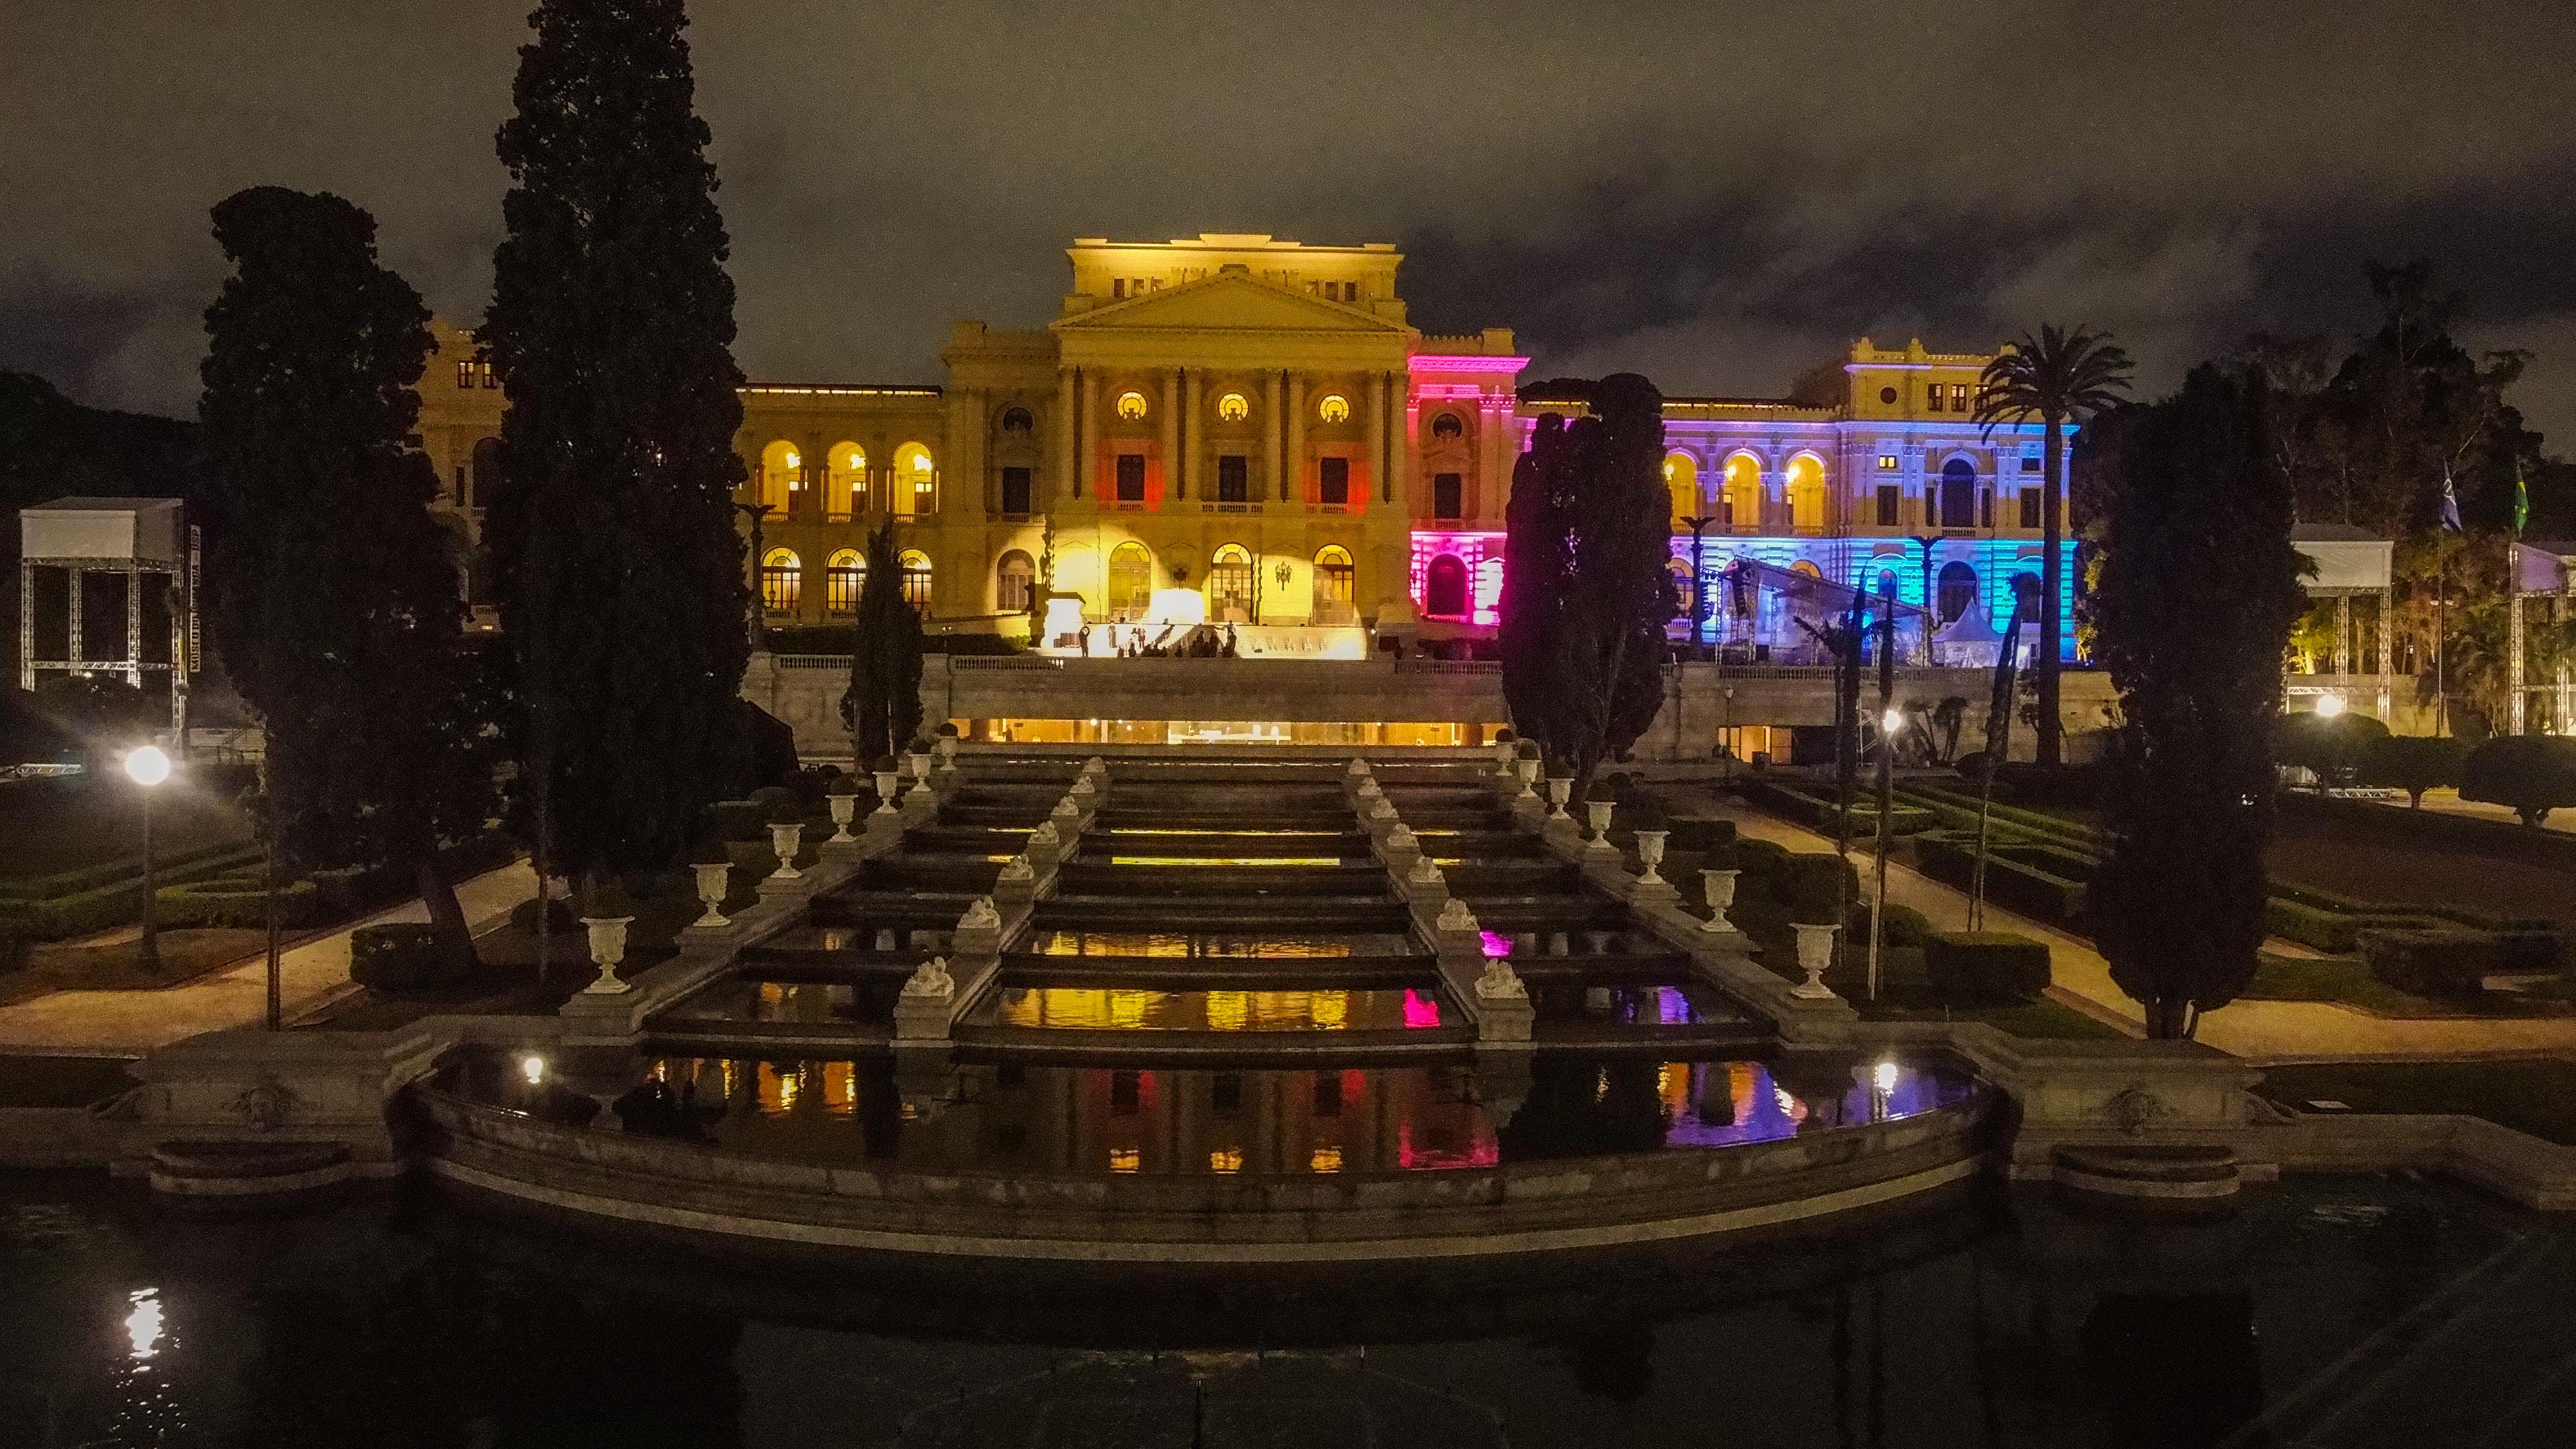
{"left": 1721, "top": 453, "right": 1763, "bottom": 533}
{"left": 1785, "top": 453, "right": 1829, "bottom": 533}
{"left": 1663, "top": 450, "right": 1700, "bottom": 527}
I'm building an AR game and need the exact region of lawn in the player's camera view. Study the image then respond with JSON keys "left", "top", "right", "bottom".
{"left": 0, "top": 774, "right": 254, "bottom": 883}
{"left": 2257, "top": 1059, "right": 2576, "bottom": 1146}
{"left": 2267, "top": 810, "right": 2576, "bottom": 933}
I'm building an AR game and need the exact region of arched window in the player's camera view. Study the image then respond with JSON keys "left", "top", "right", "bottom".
{"left": 824, "top": 549, "right": 864, "bottom": 615}
{"left": 1938, "top": 561, "right": 1979, "bottom": 622}
{"left": 758, "top": 440, "right": 799, "bottom": 514}
{"left": 1430, "top": 412, "right": 1464, "bottom": 439}
{"left": 761, "top": 547, "right": 802, "bottom": 615}
{"left": 2009, "top": 571, "right": 2044, "bottom": 623}
{"left": 1424, "top": 554, "right": 1469, "bottom": 618}
{"left": 827, "top": 442, "right": 866, "bottom": 518}
{"left": 468, "top": 437, "right": 501, "bottom": 511}
{"left": 1668, "top": 558, "right": 1697, "bottom": 623}
{"left": 1107, "top": 542, "right": 1152, "bottom": 619}
{"left": 1216, "top": 392, "right": 1249, "bottom": 423}
{"left": 1940, "top": 458, "right": 1978, "bottom": 529}
{"left": 1314, "top": 545, "right": 1354, "bottom": 607}
{"left": 1318, "top": 393, "right": 1350, "bottom": 424}
{"left": 893, "top": 443, "right": 934, "bottom": 517}
{"left": 1785, "top": 453, "right": 1828, "bottom": 533}
{"left": 999, "top": 406, "right": 1034, "bottom": 435}
{"left": 1790, "top": 559, "right": 1823, "bottom": 580}
{"left": 1209, "top": 543, "right": 1253, "bottom": 620}
{"left": 1663, "top": 451, "right": 1700, "bottom": 528}
{"left": 1115, "top": 391, "right": 1148, "bottom": 421}
{"left": 996, "top": 549, "right": 1036, "bottom": 614}
{"left": 898, "top": 549, "right": 933, "bottom": 610}
{"left": 1877, "top": 568, "right": 1901, "bottom": 600}
{"left": 1721, "top": 453, "right": 1763, "bottom": 532}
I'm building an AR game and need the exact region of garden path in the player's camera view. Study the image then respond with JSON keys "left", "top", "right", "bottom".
{"left": 1680, "top": 788, "right": 2576, "bottom": 1064}
{"left": 0, "top": 860, "right": 535, "bottom": 1054}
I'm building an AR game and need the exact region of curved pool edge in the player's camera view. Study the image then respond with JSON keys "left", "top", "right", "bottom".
{"left": 414, "top": 1084, "right": 2001, "bottom": 1264}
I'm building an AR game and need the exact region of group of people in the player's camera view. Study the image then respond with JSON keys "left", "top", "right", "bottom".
{"left": 1075, "top": 623, "right": 1242, "bottom": 659}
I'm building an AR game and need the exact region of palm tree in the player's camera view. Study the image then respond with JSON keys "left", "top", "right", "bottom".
{"left": 1974, "top": 325, "right": 2134, "bottom": 765}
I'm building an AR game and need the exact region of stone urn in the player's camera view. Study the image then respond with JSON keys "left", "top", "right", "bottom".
{"left": 1515, "top": 758, "right": 1540, "bottom": 799}
{"left": 1492, "top": 737, "right": 1515, "bottom": 777}
{"left": 690, "top": 863, "right": 732, "bottom": 928}
{"left": 1699, "top": 867, "right": 1739, "bottom": 933}
{"left": 935, "top": 735, "right": 959, "bottom": 764}
{"left": 873, "top": 770, "right": 901, "bottom": 814}
{"left": 1436, "top": 897, "right": 1481, "bottom": 935}
{"left": 1347, "top": 757, "right": 1371, "bottom": 779}
{"left": 767, "top": 822, "right": 804, "bottom": 880}
{"left": 1545, "top": 777, "right": 1572, "bottom": 819}
{"left": 906, "top": 749, "right": 932, "bottom": 781}
{"left": 1790, "top": 922, "right": 1841, "bottom": 999}
{"left": 1633, "top": 829, "right": 1669, "bottom": 884}
{"left": 901, "top": 954, "right": 954, "bottom": 999}
{"left": 1476, "top": 954, "right": 1526, "bottom": 999}
{"left": 1584, "top": 800, "right": 1616, "bottom": 852}
{"left": 579, "top": 914, "right": 636, "bottom": 995}
{"left": 826, "top": 791, "right": 858, "bottom": 843}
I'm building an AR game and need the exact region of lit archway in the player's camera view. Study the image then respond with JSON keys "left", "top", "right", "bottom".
{"left": 898, "top": 549, "right": 933, "bottom": 610}
{"left": 1425, "top": 554, "right": 1470, "bottom": 618}
{"left": 1107, "top": 542, "right": 1152, "bottom": 619}
{"left": 893, "top": 443, "right": 935, "bottom": 517}
{"left": 824, "top": 549, "right": 863, "bottom": 616}
{"left": 827, "top": 442, "right": 866, "bottom": 518}
{"left": 1663, "top": 451, "right": 1700, "bottom": 529}
{"left": 1313, "top": 545, "right": 1354, "bottom": 611}
{"left": 1209, "top": 543, "right": 1253, "bottom": 620}
{"left": 1785, "top": 453, "right": 1828, "bottom": 533}
{"left": 760, "top": 547, "right": 801, "bottom": 614}
{"left": 1939, "top": 457, "right": 1978, "bottom": 529}
{"left": 1938, "top": 561, "right": 1979, "bottom": 622}
{"left": 758, "top": 440, "right": 799, "bottom": 514}
{"left": 1721, "top": 453, "right": 1763, "bottom": 532}
{"left": 996, "top": 549, "right": 1035, "bottom": 613}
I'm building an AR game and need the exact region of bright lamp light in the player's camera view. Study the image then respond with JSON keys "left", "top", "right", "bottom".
{"left": 1881, "top": 708, "right": 1905, "bottom": 735}
{"left": 2314, "top": 694, "right": 2345, "bottom": 718}
{"left": 123, "top": 746, "right": 170, "bottom": 788}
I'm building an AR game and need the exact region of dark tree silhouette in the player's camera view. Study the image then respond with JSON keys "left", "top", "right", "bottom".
{"left": 2090, "top": 367, "right": 2306, "bottom": 1037}
{"left": 197, "top": 186, "right": 497, "bottom": 964}
{"left": 1975, "top": 325, "right": 2134, "bottom": 767}
{"left": 1499, "top": 374, "right": 1674, "bottom": 798}
{"left": 478, "top": 0, "right": 750, "bottom": 898}
{"left": 838, "top": 520, "right": 923, "bottom": 762}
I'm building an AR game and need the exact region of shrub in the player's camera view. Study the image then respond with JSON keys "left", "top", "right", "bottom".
{"left": 1913, "top": 833, "right": 2090, "bottom": 923}
{"left": 936, "top": 721, "right": 960, "bottom": 739}
{"left": 1666, "top": 817, "right": 1737, "bottom": 854}
{"left": 349, "top": 922, "right": 469, "bottom": 994}
{"left": 1773, "top": 852, "right": 1858, "bottom": 924}
{"left": 156, "top": 877, "right": 321, "bottom": 929}
{"left": 2274, "top": 710, "right": 2391, "bottom": 783}
{"left": 704, "top": 800, "right": 766, "bottom": 842}
{"left": 1846, "top": 902, "right": 1935, "bottom": 949}
{"left": 748, "top": 784, "right": 800, "bottom": 819}
{"left": 2459, "top": 735, "right": 2576, "bottom": 828}
{"left": 2358, "top": 734, "right": 2467, "bottom": 808}
{"left": 2357, "top": 929, "right": 2517, "bottom": 997}
{"left": 1924, "top": 931, "right": 2052, "bottom": 1003}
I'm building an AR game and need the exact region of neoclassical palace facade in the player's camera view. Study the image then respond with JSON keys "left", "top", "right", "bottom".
{"left": 415, "top": 232, "right": 2070, "bottom": 662}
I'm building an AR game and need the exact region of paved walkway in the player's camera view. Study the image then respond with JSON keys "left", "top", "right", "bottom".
{"left": 2386, "top": 786, "right": 2575, "bottom": 835}
{"left": 1687, "top": 790, "right": 2576, "bottom": 1064}
{"left": 0, "top": 861, "right": 536, "bottom": 1054}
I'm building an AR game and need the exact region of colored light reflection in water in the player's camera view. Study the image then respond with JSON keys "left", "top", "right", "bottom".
{"left": 1532, "top": 981, "right": 1730, "bottom": 1026}
{"left": 538, "top": 1056, "right": 1974, "bottom": 1180}
{"left": 1105, "top": 857, "right": 1347, "bottom": 867}
{"left": 986, "top": 987, "right": 1443, "bottom": 1032}
{"left": 1033, "top": 930, "right": 1373, "bottom": 958}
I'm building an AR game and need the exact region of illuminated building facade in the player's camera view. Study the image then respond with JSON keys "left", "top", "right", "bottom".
{"left": 415, "top": 234, "right": 2072, "bottom": 663}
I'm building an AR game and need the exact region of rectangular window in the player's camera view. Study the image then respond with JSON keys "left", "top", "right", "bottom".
{"left": 1876, "top": 454, "right": 1899, "bottom": 471}
{"left": 1951, "top": 383, "right": 1972, "bottom": 408}
{"left": 1875, "top": 484, "right": 1900, "bottom": 527}
{"left": 453, "top": 466, "right": 467, "bottom": 506}
{"left": 456, "top": 361, "right": 473, "bottom": 390}
{"left": 482, "top": 362, "right": 497, "bottom": 388}
{"left": 1110, "top": 1071, "right": 1140, "bottom": 1115}
{"left": 1981, "top": 488, "right": 1994, "bottom": 529}
{"left": 1001, "top": 466, "right": 1032, "bottom": 515}
{"left": 1433, "top": 471, "right": 1463, "bottom": 520}
{"left": 1925, "top": 493, "right": 1939, "bottom": 528}
{"left": 825, "top": 564, "right": 861, "bottom": 616}
{"left": 1925, "top": 383, "right": 1944, "bottom": 413}
{"left": 1115, "top": 453, "right": 1146, "bottom": 502}
{"left": 2021, "top": 455, "right": 2042, "bottom": 473}
{"left": 1319, "top": 456, "right": 1350, "bottom": 506}
{"left": 1217, "top": 454, "right": 1248, "bottom": 503}
{"left": 2020, "top": 488, "right": 2042, "bottom": 529}
{"left": 1112, "top": 278, "right": 1127, "bottom": 299}
{"left": 1212, "top": 1073, "right": 1242, "bottom": 1117}
{"left": 1312, "top": 1072, "right": 1343, "bottom": 1117}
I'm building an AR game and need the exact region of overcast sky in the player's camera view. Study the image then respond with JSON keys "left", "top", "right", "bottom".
{"left": 6, "top": 1, "right": 2574, "bottom": 440}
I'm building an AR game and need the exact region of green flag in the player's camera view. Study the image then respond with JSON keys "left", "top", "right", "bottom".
{"left": 2514, "top": 460, "right": 2530, "bottom": 535}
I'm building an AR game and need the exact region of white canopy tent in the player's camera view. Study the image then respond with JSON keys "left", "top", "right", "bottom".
{"left": 2508, "top": 540, "right": 2576, "bottom": 734}
{"left": 2288, "top": 523, "right": 2395, "bottom": 721}
{"left": 17, "top": 496, "right": 198, "bottom": 736}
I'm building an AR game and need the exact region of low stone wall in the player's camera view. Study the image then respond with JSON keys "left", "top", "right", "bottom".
{"left": 417, "top": 1083, "right": 1997, "bottom": 1264}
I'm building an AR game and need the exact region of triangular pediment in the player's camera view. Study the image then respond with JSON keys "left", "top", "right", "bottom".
{"left": 1052, "top": 274, "right": 1405, "bottom": 336}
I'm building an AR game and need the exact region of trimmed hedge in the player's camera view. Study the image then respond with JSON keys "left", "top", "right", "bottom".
{"left": 2356, "top": 929, "right": 2539, "bottom": 997}
{"left": 1924, "top": 931, "right": 2052, "bottom": 1003}
{"left": 1665, "top": 817, "right": 1738, "bottom": 855}
{"left": 156, "top": 876, "right": 322, "bottom": 929}
{"left": 349, "top": 923, "right": 470, "bottom": 994}
{"left": 1743, "top": 781, "right": 1937, "bottom": 838}
{"left": 0, "top": 844, "right": 266, "bottom": 940}
{"left": 1913, "top": 831, "right": 2090, "bottom": 924}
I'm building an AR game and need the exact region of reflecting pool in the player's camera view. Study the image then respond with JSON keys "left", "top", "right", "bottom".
{"left": 979, "top": 985, "right": 1448, "bottom": 1032}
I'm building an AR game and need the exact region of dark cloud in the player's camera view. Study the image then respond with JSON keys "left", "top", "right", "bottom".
{"left": 5, "top": 0, "right": 2573, "bottom": 437}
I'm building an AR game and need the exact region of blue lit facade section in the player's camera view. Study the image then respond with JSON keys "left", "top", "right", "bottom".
{"left": 1665, "top": 534, "right": 2079, "bottom": 661}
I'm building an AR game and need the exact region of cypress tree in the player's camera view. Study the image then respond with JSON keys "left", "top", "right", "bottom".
{"left": 839, "top": 520, "right": 923, "bottom": 762}
{"left": 197, "top": 187, "right": 498, "bottom": 963}
{"left": 1499, "top": 374, "right": 1674, "bottom": 799}
{"left": 480, "top": 0, "right": 750, "bottom": 896}
{"left": 2090, "top": 366, "right": 2307, "bottom": 1037}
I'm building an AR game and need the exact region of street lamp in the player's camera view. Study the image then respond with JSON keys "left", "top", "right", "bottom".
{"left": 2314, "top": 692, "right": 2346, "bottom": 719}
{"left": 124, "top": 744, "right": 170, "bottom": 972}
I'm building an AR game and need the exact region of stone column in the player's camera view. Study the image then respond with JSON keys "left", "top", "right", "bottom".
{"left": 1365, "top": 372, "right": 1386, "bottom": 506}
{"left": 1388, "top": 370, "right": 1412, "bottom": 510}
{"left": 1160, "top": 367, "right": 1182, "bottom": 502}
{"left": 1181, "top": 369, "right": 1203, "bottom": 502}
{"left": 1478, "top": 393, "right": 1504, "bottom": 522}
{"left": 1264, "top": 370, "right": 1283, "bottom": 503}
{"left": 1078, "top": 370, "right": 1099, "bottom": 501}
{"left": 1285, "top": 373, "right": 1306, "bottom": 504}
{"left": 1056, "top": 366, "right": 1077, "bottom": 502}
